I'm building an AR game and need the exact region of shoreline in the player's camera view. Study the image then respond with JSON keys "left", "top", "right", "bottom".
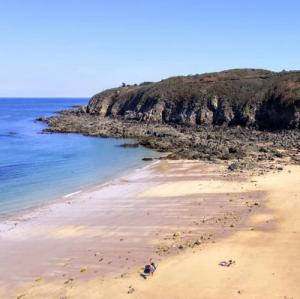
{"left": 0, "top": 159, "right": 164, "bottom": 297}
{"left": 0, "top": 160, "right": 264, "bottom": 298}
{"left": 1, "top": 159, "right": 299, "bottom": 298}
{"left": 0, "top": 158, "right": 160, "bottom": 224}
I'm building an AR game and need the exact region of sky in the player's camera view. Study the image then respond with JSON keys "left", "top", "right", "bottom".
{"left": 0, "top": 0, "right": 300, "bottom": 97}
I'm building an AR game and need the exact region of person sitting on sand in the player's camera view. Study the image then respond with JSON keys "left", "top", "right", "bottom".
{"left": 143, "top": 259, "right": 157, "bottom": 276}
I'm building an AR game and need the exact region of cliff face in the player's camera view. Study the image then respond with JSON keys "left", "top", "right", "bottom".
{"left": 42, "top": 68, "right": 300, "bottom": 170}
{"left": 87, "top": 69, "right": 300, "bottom": 130}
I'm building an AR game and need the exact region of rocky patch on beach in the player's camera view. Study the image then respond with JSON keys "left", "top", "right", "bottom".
{"left": 39, "top": 69, "right": 300, "bottom": 171}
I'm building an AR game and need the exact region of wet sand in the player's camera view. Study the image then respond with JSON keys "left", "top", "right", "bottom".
{"left": 1, "top": 160, "right": 298, "bottom": 298}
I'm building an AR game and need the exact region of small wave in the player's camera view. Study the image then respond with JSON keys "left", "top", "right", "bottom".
{"left": 63, "top": 190, "right": 82, "bottom": 198}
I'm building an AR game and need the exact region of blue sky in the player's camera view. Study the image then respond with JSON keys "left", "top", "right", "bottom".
{"left": 0, "top": 0, "right": 300, "bottom": 97}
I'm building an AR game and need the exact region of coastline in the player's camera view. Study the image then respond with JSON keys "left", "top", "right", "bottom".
{"left": 0, "top": 156, "right": 160, "bottom": 223}
{"left": 0, "top": 159, "right": 164, "bottom": 297}
{"left": 0, "top": 158, "right": 277, "bottom": 298}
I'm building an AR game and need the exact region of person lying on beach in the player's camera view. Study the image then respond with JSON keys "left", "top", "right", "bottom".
{"left": 219, "top": 259, "right": 235, "bottom": 267}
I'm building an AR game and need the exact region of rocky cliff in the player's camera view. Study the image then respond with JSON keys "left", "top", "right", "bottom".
{"left": 87, "top": 69, "right": 300, "bottom": 130}
{"left": 41, "top": 69, "right": 300, "bottom": 172}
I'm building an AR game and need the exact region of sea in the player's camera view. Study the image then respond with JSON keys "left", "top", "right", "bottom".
{"left": 0, "top": 98, "right": 158, "bottom": 217}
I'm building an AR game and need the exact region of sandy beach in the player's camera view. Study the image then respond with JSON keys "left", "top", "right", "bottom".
{"left": 0, "top": 160, "right": 299, "bottom": 299}
{"left": 2, "top": 1, "right": 300, "bottom": 298}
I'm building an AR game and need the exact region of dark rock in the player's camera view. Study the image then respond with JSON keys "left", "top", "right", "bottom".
{"left": 228, "top": 162, "right": 239, "bottom": 171}
{"left": 229, "top": 147, "right": 238, "bottom": 154}
{"left": 142, "top": 157, "right": 153, "bottom": 161}
{"left": 36, "top": 116, "right": 47, "bottom": 122}
{"left": 118, "top": 143, "right": 139, "bottom": 148}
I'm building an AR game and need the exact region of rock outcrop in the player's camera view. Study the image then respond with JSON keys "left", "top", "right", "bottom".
{"left": 40, "top": 69, "right": 300, "bottom": 171}
{"left": 87, "top": 69, "right": 300, "bottom": 130}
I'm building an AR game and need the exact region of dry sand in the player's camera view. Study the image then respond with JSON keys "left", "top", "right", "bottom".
{"left": 0, "top": 160, "right": 299, "bottom": 298}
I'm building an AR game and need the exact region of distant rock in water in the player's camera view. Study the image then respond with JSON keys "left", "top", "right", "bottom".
{"left": 118, "top": 143, "right": 139, "bottom": 148}
{"left": 87, "top": 69, "right": 300, "bottom": 130}
{"left": 142, "top": 157, "right": 153, "bottom": 161}
{"left": 36, "top": 117, "right": 47, "bottom": 122}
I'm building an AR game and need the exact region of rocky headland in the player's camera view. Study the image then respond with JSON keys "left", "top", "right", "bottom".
{"left": 40, "top": 69, "right": 300, "bottom": 171}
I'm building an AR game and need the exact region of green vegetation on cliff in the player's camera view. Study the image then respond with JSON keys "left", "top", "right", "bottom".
{"left": 88, "top": 69, "right": 300, "bottom": 129}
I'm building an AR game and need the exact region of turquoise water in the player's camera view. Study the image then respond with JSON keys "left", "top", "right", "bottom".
{"left": 0, "top": 98, "right": 158, "bottom": 217}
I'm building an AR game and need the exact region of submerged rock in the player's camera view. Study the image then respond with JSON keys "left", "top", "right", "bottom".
{"left": 142, "top": 157, "right": 153, "bottom": 161}
{"left": 118, "top": 143, "right": 139, "bottom": 148}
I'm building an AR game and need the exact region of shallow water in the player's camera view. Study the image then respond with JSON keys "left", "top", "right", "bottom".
{"left": 0, "top": 98, "right": 158, "bottom": 216}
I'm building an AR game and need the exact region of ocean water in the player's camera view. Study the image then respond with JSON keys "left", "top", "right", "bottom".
{"left": 0, "top": 98, "right": 158, "bottom": 217}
